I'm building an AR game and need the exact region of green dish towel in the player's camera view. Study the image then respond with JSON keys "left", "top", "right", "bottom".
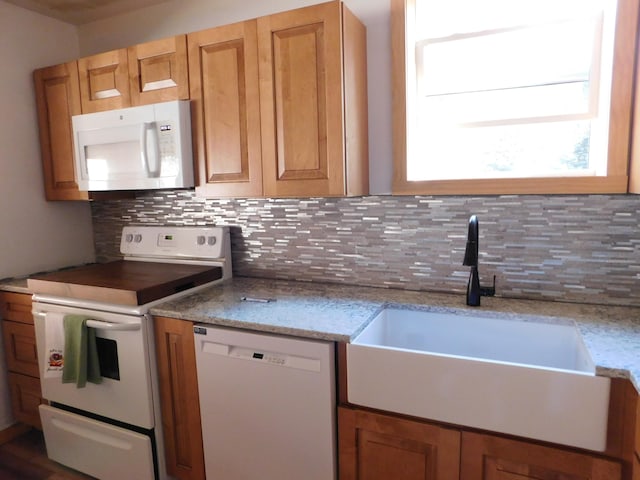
{"left": 62, "top": 315, "right": 102, "bottom": 388}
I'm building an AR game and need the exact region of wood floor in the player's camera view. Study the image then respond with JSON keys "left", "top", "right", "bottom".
{"left": 0, "top": 427, "right": 94, "bottom": 479}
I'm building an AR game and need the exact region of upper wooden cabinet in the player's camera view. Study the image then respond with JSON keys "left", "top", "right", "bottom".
{"left": 34, "top": 35, "right": 189, "bottom": 201}
{"left": 33, "top": 61, "right": 88, "bottom": 201}
{"left": 78, "top": 35, "right": 189, "bottom": 113}
{"left": 78, "top": 48, "right": 131, "bottom": 113}
{"left": 192, "top": 1, "right": 369, "bottom": 198}
{"left": 189, "top": 21, "right": 264, "bottom": 198}
{"left": 258, "top": 1, "right": 368, "bottom": 197}
{"left": 33, "top": 2, "right": 368, "bottom": 200}
{"left": 128, "top": 35, "right": 189, "bottom": 106}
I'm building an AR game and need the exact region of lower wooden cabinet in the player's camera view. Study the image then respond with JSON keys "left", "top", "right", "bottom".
{"left": 2, "top": 319, "right": 39, "bottom": 377}
{"left": 0, "top": 291, "right": 43, "bottom": 429}
{"left": 339, "top": 406, "right": 624, "bottom": 480}
{"left": 338, "top": 407, "right": 460, "bottom": 480}
{"left": 461, "top": 431, "right": 621, "bottom": 480}
{"left": 7, "top": 372, "right": 42, "bottom": 429}
{"left": 153, "top": 316, "right": 205, "bottom": 480}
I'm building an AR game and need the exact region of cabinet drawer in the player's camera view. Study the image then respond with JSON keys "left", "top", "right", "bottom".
{"left": 0, "top": 292, "right": 33, "bottom": 324}
{"left": 2, "top": 320, "right": 39, "bottom": 377}
{"left": 8, "top": 372, "right": 43, "bottom": 429}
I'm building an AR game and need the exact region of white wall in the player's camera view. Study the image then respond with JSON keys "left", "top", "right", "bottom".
{"left": 78, "top": 0, "right": 393, "bottom": 194}
{"left": 0, "top": 0, "right": 95, "bottom": 430}
{"left": 0, "top": 0, "right": 95, "bottom": 280}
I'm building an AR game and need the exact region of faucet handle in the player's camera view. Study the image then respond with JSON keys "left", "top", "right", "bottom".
{"left": 479, "top": 275, "right": 496, "bottom": 297}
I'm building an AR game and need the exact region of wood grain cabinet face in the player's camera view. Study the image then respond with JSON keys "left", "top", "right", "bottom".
{"left": 78, "top": 48, "right": 131, "bottom": 113}
{"left": 33, "top": 61, "right": 88, "bottom": 201}
{"left": 189, "top": 21, "right": 263, "bottom": 198}
{"left": 338, "top": 407, "right": 461, "bottom": 480}
{"left": 2, "top": 320, "right": 39, "bottom": 378}
{"left": 191, "top": 1, "right": 368, "bottom": 198}
{"left": 8, "top": 373, "right": 43, "bottom": 429}
{"left": 0, "top": 291, "right": 35, "bottom": 324}
{"left": 128, "top": 35, "right": 189, "bottom": 106}
{"left": 1, "top": 292, "right": 43, "bottom": 430}
{"left": 460, "top": 431, "right": 622, "bottom": 480}
{"left": 258, "top": 1, "right": 368, "bottom": 198}
{"left": 153, "top": 316, "right": 205, "bottom": 480}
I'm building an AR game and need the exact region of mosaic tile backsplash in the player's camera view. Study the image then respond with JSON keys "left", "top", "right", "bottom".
{"left": 91, "top": 191, "right": 640, "bottom": 307}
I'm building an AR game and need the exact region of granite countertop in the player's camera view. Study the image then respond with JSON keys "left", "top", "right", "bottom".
{"left": 150, "top": 276, "right": 640, "bottom": 391}
{"left": 0, "top": 276, "right": 30, "bottom": 294}
{"left": 3, "top": 274, "right": 639, "bottom": 391}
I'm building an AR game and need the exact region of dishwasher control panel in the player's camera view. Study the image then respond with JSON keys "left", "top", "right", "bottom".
{"left": 195, "top": 331, "right": 321, "bottom": 373}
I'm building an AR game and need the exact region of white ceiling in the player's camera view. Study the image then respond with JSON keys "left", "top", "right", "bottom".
{"left": 5, "top": 0, "right": 170, "bottom": 25}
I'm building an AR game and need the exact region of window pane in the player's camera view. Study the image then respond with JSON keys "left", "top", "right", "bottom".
{"left": 418, "top": 19, "right": 596, "bottom": 97}
{"left": 408, "top": 121, "right": 593, "bottom": 181}
{"left": 417, "top": 0, "right": 606, "bottom": 38}
{"left": 420, "top": 82, "right": 590, "bottom": 125}
{"left": 408, "top": 0, "right": 618, "bottom": 183}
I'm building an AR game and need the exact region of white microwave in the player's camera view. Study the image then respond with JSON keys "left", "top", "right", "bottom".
{"left": 72, "top": 100, "right": 194, "bottom": 191}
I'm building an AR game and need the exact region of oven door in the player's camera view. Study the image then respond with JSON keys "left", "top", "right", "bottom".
{"left": 33, "top": 301, "right": 154, "bottom": 428}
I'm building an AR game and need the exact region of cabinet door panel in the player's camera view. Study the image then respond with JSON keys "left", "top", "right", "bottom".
{"left": 2, "top": 320, "right": 39, "bottom": 378}
{"left": 33, "top": 62, "right": 88, "bottom": 201}
{"left": 339, "top": 407, "right": 460, "bottom": 480}
{"left": 128, "top": 35, "right": 189, "bottom": 105}
{"left": 189, "top": 21, "right": 263, "bottom": 197}
{"left": 258, "top": 2, "right": 345, "bottom": 197}
{"left": 8, "top": 373, "right": 43, "bottom": 429}
{"left": 461, "top": 431, "right": 621, "bottom": 480}
{"left": 0, "top": 292, "right": 34, "bottom": 324}
{"left": 154, "top": 316, "right": 205, "bottom": 480}
{"left": 78, "top": 49, "right": 130, "bottom": 112}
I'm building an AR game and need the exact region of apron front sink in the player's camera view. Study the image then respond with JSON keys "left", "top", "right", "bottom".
{"left": 347, "top": 307, "right": 611, "bottom": 451}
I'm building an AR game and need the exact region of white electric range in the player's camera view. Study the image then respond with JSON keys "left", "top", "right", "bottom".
{"left": 28, "top": 226, "right": 231, "bottom": 480}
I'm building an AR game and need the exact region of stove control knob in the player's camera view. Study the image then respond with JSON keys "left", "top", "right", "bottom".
{"left": 197, "top": 235, "right": 206, "bottom": 245}
{"left": 125, "top": 233, "right": 133, "bottom": 243}
{"left": 207, "top": 236, "right": 217, "bottom": 246}
{"left": 134, "top": 234, "right": 142, "bottom": 243}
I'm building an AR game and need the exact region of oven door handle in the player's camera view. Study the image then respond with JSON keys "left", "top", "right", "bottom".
{"left": 86, "top": 320, "right": 141, "bottom": 331}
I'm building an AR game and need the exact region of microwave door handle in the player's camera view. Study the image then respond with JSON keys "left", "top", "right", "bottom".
{"left": 85, "top": 320, "right": 140, "bottom": 331}
{"left": 140, "top": 122, "right": 161, "bottom": 178}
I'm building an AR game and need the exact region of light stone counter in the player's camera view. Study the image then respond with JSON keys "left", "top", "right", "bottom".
{"left": 150, "top": 276, "right": 640, "bottom": 391}
{"left": 0, "top": 277, "right": 30, "bottom": 294}
{"left": 3, "top": 274, "right": 638, "bottom": 391}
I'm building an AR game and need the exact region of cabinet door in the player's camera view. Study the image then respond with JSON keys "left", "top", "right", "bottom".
{"left": 189, "top": 20, "right": 263, "bottom": 197}
{"left": 33, "top": 62, "right": 88, "bottom": 201}
{"left": 339, "top": 407, "right": 460, "bottom": 480}
{"left": 153, "top": 316, "right": 205, "bottom": 480}
{"left": 2, "top": 320, "right": 39, "bottom": 377}
{"left": 128, "top": 35, "right": 189, "bottom": 106}
{"left": 258, "top": 2, "right": 346, "bottom": 197}
{"left": 0, "top": 291, "right": 33, "bottom": 324}
{"left": 78, "top": 48, "right": 130, "bottom": 113}
{"left": 461, "top": 431, "right": 622, "bottom": 480}
{"left": 8, "top": 373, "right": 43, "bottom": 429}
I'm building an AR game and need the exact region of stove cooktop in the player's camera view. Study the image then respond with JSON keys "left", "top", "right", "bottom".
{"left": 27, "top": 260, "right": 223, "bottom": 306}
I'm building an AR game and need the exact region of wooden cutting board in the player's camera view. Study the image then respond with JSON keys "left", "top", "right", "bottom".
{"left": 27, "top": 261, "right": 223, "bottom": 306}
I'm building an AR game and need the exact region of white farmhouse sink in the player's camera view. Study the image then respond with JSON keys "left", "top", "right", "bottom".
{"left": 347, "top": 307, "right": 611, "bottom": 451}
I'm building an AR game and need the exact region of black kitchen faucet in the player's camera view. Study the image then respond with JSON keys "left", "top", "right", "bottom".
{"left": 462, "top": 215, "right": 496, "bottom": 306}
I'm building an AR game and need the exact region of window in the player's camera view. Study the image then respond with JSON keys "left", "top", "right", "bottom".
{"left": 392, "top": 0, "right": 640, "bottom": 194}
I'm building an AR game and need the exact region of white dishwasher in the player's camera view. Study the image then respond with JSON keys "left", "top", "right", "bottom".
{"left": 193, "top": 324, "right": 336, "bottom": 480}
